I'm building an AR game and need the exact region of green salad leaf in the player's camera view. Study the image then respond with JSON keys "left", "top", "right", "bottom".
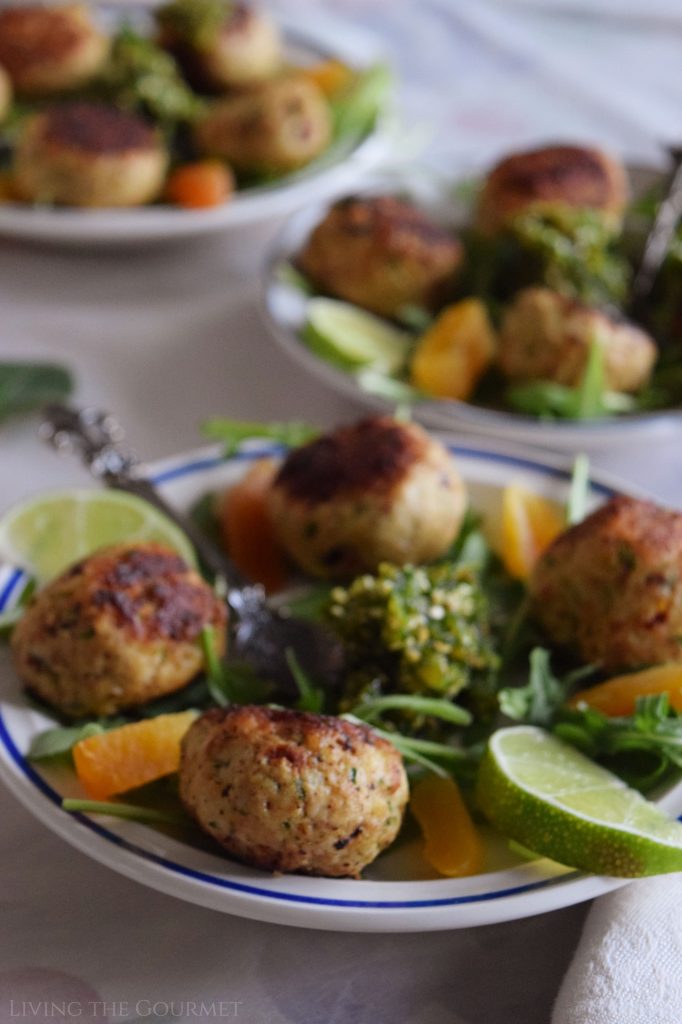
{"left": 0, "top": 363, "right": 73, "bottom": 421}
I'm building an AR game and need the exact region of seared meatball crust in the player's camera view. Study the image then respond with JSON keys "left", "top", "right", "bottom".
{"left": 159, "top": 2, "right": 281, "bottom": 92}
{"left": 180, "top": 705, "right": 409, "bottom": 877}
{"left": 268, "top": 416, "right": 467, "bottom": 579}
{"left": 498, "top": 287, "right": 657, "bottom": 394}
{"left": 477, "top": 144, "right": 628, "bottom": 234}
{"left": 13, "top": 101, "right": 168, "bottom": 207}
{"left": 12, "top": 543, "right": 227, "bottom": 719}
{"left": 0, "top": 4, "right": 109, "bottom": 96}
{"left": 298, "top": 195, "right": 463, "bottom": 318}
{"left": 530, "top": 495, "right": 682, "bottom": 671}
{"left": 194, "top": 74, "right": 331, "bottom": 174}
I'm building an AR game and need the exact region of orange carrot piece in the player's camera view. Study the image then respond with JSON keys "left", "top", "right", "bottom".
{"left": 220, "top": 458, "right": 290, "bottom": 594}
{"left": 166, "top": 160, "right": 234, "bottom": 209}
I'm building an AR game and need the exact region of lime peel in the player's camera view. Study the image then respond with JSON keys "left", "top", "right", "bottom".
{"left": 302, "top": 297, "right": 411, "bottom": 374}
{"left": 476, "top": 725, "right": 682, "bottom": 877}
{"left": 0, "top": 489, "right": 196, "bottom": 581}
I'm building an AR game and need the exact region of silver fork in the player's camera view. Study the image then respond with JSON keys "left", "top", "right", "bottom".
{"left": 39, "top": 403, "right": 345, "bottom": 699}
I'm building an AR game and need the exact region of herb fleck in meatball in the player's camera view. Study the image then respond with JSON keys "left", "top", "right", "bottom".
{"left": 13, "top": 101, "right": 168, "bottom": 207}
{"left": 180, "top": 705, "right": 409, "bottom": 877}
{"left": 298, "top": 195, "right": 463, "bottom": 318}
{"left": 268, "top": 416, "right": 467, "bottom": 579}
{"left": 194, "top": 74, "right": 331, "bottom": 174}
{"left": 498, "top": 287, "right": 657, "bottom": 394}
{"left": 158, "top": 0, "right": 281, "bottom": 91}
{"left": 0, "top": 4, "right": 109, "bottom": 96}
{"left": 11, "top": 543, "right": 227, "bottom": 718}
{"left": 529, "top": 495, "right": 682, "bottom": 671}
{"left": 477, "top": 144, "right": 628, "bottom": 235}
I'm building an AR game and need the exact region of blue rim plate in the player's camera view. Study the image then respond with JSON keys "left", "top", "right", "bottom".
{"left": 0, "top": 440, "right": 674, "bottom": 932}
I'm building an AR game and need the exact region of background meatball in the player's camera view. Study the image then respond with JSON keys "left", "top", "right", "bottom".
{"left": 194, "top": 74, "right": 331, "bottom": 174}
{"left": 0, "top": 65, "right": 11, "bottom": 124}
{"left": 11, "top": 543, "right": 227, "bottom": 718}
{"left": 180, "top": 705, "right": 409, "bottom": 877}
{"left": 158, "top": 1, "right": 281, "bottom": 91}
{"left": 298, "top": 195, "right": 463, "bottom": 318}
{"left": 529, "top": 495, "right": 682, "bottom": 671}
{"left": 476, "top": 144, "right": 628, "bottom": 234}
{"left": 267, "top": 416, "right": 467, "bottom": 579}
{"left": 0, "top": 4, "right": 108, "bottom": 96}
{"left": 498, "top": 287, "right": 657, "bottom": 393}
{"left": 13, "top": 101, "right": 168, "bottom": 207}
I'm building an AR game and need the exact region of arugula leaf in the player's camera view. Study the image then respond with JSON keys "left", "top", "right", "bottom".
{"left": 350, "top": 693, "right": 472, "bottom": 726}
{"left": 575, "top": 337, "right": 606, "bottom": 418}
{"left": 285, "top": 647, "right": 324, "bottom": 713}
{"left": 554, "top": 694, "right": 682, "bottom": 791}
{"left": 0, "top": 363, "right": 73, "bottom": 422}
{"left": 28, "top": 719, "right": 124, "bottom": 760}
{"left": 201, "top": 417, "right": 317, "bottom": 456}
{"left": 62, "top": 797, "right": 188, "bottom": 827}
{"left": 330, "top": 64, "right": 392, "bottom": 142}
{"left": 200, "top": 625, "right": 271, "bottom": 706}
{"left": 566, "top": 453, "right": 590, "bottom": 525}
{"left": 499, "top": 647, "right": 595, "bottom": 726}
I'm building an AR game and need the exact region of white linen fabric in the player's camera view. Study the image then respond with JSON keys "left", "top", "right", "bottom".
{"left": 552, "top": 876, "right": 682, "bottom": 1024}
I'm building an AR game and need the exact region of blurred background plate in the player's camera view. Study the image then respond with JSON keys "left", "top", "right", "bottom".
{"left": 0, "top": 11, "right": 394, "bottom": 247}
{"left": 261, "top": 164, "right": 682, "bottom": 451}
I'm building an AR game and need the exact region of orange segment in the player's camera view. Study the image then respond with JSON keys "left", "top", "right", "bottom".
{"left": 72, "top": 710, "right": 197, "bottom": 800}
{"left": 410, "top": 774, "right": 484, "bottom": 877}
{"left": 219, "top": 458, "right": 289, "bottom": 594}
{"left": 568, "top": 663, "right": 682, "bottom": 717}
{"left": 300, "top": 59, "right": 354, "bottom": 97}
{"left": 166, "top": 160, "right": 234, "bottom": 209}
{"left": 500, "top": 482, "right": 564, "bottom": 580}
{"left": 410, "top": 298, "right": 496, "bottom": 401}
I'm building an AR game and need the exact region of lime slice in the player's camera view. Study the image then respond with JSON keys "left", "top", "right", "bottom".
{"left": 476, "top": 725, "right": 682, "bottom": 876}
{"left": 0, "top": 489, "right": 197, "bottom": 582}
{"left": 302, "top": 297, "right": 411, "bottom": 374}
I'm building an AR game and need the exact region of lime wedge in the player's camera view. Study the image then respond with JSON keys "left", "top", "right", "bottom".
{"left": 0, "top": 489, "right": 196, "bottom": 581}
{"left": 302, "top": 297, "right": 411, "bottom": 374}
{"left": 476, "top": 725, "right": 682, "bottom": 876}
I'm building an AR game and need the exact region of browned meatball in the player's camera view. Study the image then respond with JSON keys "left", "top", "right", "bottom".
{"left": 267, "top": 416, "right": 467, "bottom": 579}
{"left": 13, "top": 101, "right": 168, "bottom": 207}
{"left": 477, "top": 144, "right": 629, "bottom": 234}
{"left": 298, "top": 195, "right": 463, "bottom": 318}
{"left": 498, "top": 287, "right": 657, "bottom": 394}
{"left": 0, "top": 4, "right": 108, "bottom": 96}
{"left": 158, "top": 1, "right": 281, "bottom": 92}
{"left": 179, "top": 705, "right": 409, "bottom": 877}
{"left": 11, "top": 543, "right": 227, "bottom": 718}
{"left": 529, "top": 495, "right": 682, "bottom": 671}
{"left": 194, "top": 74, "right": 331, "bottom": 174}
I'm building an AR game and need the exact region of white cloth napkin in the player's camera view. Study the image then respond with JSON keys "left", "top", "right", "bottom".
{"left": 552, "top": 876, "right": 682, "bottom": 1024}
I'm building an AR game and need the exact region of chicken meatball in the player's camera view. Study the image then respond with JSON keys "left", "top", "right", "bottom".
{"left": 180, "top": 705, "right": 409, "bottom": 877}
{"left": 498, "top": 287, "right": 657, "bottom": 394}
{"left": 268, "top": 416, "right": 467, "bottom": 579}
{"left": 476, "top": 144, "right": 628, "bottom": 234}
{"left": 298, "top": 195, "right": 463, "bottom": 318}
{"left": 158, "top": 0, "right": 281, "bottom": 91}
{"left": 13, "top": 101, "right": 168, "bottom": 207}
{"left": 11, "top": 543, "right": 227, "bottom": 718}
{"left": 0, "top": 4, "right": 108, "bottom": 97}
{"left": 194, "top": 74, "right": 331, "bottom": 175}
{"left": 529, "top": 495, "right": 682, "bottom": 671}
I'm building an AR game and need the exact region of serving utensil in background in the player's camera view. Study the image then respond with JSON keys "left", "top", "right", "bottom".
{"left": 628, "top": 145, "right": 682, "bottom": 320}
{"left": 39, "top": 403, "right": 345, "bottom": 698}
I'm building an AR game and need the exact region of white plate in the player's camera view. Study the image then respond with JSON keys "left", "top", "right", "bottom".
{"left": 1, "top": 440, "right": 676, "bottom": 931}
{"left": 261, "top": 167, "right": 682, "bottom": 451}
{"left": 0, "top": 12, "right": 393, "bottom": 246}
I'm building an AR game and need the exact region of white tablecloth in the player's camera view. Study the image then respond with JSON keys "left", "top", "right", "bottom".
{"left": 1, "top": 2, "right": 681, "bottom": 1022}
